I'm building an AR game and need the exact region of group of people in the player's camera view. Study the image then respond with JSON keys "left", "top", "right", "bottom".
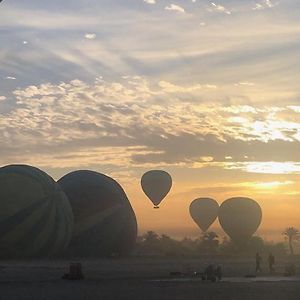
{"left": 255, "top": 252, "right": 275, "bottom": 274}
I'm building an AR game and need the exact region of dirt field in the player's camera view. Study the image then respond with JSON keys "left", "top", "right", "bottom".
{"left": 1, "top": 257, "right": 300, "bottom": 300}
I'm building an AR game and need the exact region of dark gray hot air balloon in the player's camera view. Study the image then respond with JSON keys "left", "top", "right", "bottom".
{"left": 141, "top": 170, "right": 172, "bottom": 208}
{"left": 218, "top": 197, "right": 262, "bottom": 244}
{"left": 58, "top": 170, "right": 137, "bottom": 257}
{"left": 0, "top": 164, "right": 73, "bottom": 258}
{"left": 189, "top": 198, "right": 219, "bottom": 232}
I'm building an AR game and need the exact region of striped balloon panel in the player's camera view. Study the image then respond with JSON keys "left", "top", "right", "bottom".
{"left": 0, "top": 165, "right": 73, "bottom": 258}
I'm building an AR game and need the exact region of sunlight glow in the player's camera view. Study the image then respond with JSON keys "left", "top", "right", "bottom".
{"left": 228, "top": 162, "right": 300, "bottom": 174}
{"left": 253, "top": 181, "right": 294, "bottom": 189}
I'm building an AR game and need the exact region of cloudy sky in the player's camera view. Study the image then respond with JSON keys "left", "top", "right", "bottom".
{"left": 1, "top": 0, "right": 300, "bottom": 241}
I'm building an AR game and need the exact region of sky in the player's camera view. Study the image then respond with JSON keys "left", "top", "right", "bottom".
{"left": 0, "top": 0, "right": 300, "bottom": 242}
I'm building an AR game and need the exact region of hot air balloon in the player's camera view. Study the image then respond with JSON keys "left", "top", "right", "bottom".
{"left": 0, "top": 164, "right": 73, "bottom": 258}
{"left": 189, "top": 198, "right": 219, "bottom": 232}
{"left": 141, "top": 170, "right": 172, "bottom": 208}
{"left": 218, "top": 197, "right": 262, "bottom": 244}
{"left": 58, "top": 170, "right": 137, "bottom": 257}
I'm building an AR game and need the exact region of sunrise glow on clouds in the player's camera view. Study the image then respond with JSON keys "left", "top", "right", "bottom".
{"left": 0, "top": 0, "right": 299, "bottom": 240}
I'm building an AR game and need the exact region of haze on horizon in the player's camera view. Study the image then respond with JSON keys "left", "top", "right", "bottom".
{"left": 0, "top": 0, "right": 299, "bottom": 242}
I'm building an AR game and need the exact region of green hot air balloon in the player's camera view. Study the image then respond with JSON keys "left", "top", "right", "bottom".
{"left": 0, "top": 164, "right": 73, "bottom": 258}
{"left": 141, "top": 170, "right": 172, "bottom": 209}
{"left": 189, "top": 198, "right": 219, "bottom": 232}
{"left": 218, "top": 197, "right": 262, "bottom": 244}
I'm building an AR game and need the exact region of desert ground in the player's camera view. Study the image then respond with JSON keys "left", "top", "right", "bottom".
{"left": 1, "top": 256, "right": 300, "bottom": 300}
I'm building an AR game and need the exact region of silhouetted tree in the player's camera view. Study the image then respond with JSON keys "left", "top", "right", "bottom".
{"left": 143, "top": 231, "right": 159, "bottom": 243}
{"left": 199, "top": 231, "right": 219, "bottom": 254}
{"left": 264, "top": 241, "right": 286, "bottom": 256}
{"left": 139, "top": 231, "right": 160, "bottom": 254}
{"left": 160, "top": 234, "right": 182, "bottom": 256}
{"left": 180, "top": 237, "right": 198, "bottom": 256}
{"left": 283, "top": 227, "right": 299, "bottom": 255}
{"left": 136, "top": 231, "right": 287, "bottom": 257}
{"left": 247, "top": 236, "right": 264, "bottom": 253}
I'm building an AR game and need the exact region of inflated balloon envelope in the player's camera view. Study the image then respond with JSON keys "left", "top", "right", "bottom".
{"left": 189, "top": 198, "right": 219, "bottom": 232}
{"left": 218, "top": 197, "right": 262, "bottom": 244}
{"left": 58, "top": 170, "right": 137, "bottom": 257}
{"left": 0, "top": 164, "right": 73, "bottom": 258}
{"left": 141, "top": 170, "right": 172, "bottom": 208}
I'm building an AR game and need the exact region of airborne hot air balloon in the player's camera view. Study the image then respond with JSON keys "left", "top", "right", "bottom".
{"left": 218, "top": 197, "right": 262, "bottom": 244}
{"left": 58, "top": 170, "right": 137, "bottom": 257}
{"left": 141, "top": 170, "right": 172, "bottom": 208}
{"left": 189, "top": 198, "right": 219, "bottom": 232}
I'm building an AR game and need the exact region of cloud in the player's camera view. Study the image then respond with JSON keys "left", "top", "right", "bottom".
{"left": 235, "top": 81, "right": 255, "bottom": 87}
{"left": 0, "top": 7, "right": 99, "bottom": 29}
{"left": 288, "top": 106, "right": 300, "bottom": 113}
{"left": 165, "top": 4, "right": 185, "bottom": 13}
{"left": 158, "top": 81, "right": 203, "bottom": 93}
{"left": 84, "top": 33, "right": 96, "bottom": 40}
{"left": 209, "top": 2, "right": 231, "bottom": 15}
{"left": 144, "top": 0, "right": 156, "bottom": 4}
{"left": 1, "top": 0, "right": 300, "bottom": 101}
{"left": 223, "top": 162, "right": 300, "bottom": 175}
{"left": 253, "top": 0, "right": 278, "bottom": 10}
{"left": 1, "top": 76, "right": 300, "bottom": 174}
{"left": 0, "top": 1, "right": 299, "bottom": 176}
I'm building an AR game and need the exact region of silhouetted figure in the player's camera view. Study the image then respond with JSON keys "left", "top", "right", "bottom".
{"left": 214, "top": 265, "right": 222, "bottom": 281}
{"left": 202, "top": 264, "right": 216, "bottom": 282}
{"left": 255, "top": 252, "right": 262, "bottom": 273}
{"left": 268, "top": 253, "right": 275, "bottom": 273}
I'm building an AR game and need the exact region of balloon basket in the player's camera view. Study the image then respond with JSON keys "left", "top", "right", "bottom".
{"left": 154, "top": 206, "right": 160, "bottom": 209}
{"left": 62, "top": 262, "right": 84, "bottom": 280}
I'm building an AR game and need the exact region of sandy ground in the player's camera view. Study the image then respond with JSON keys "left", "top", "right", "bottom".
{"left": 1, "top": 257, "right": 300, "bottom": 300}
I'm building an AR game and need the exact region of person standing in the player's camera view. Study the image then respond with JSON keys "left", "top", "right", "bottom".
{"left": 255, "top": 252, "right": 262, "bottom": 273}
{"left": 268, "top": 253, "right": 275, "bottom": 273}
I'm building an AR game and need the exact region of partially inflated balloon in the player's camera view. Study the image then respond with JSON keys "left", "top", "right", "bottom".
{"left": 219, "top": 197, "right": 262, "bottom": 244}
{"left": 141, "top": 170, "right": 172, "bottom": 208}
{"left": 189, "top": 198, "right": 219, "bottom": 232}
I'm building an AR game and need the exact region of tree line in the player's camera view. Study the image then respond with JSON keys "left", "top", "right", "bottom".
{"left": 135, "top": 227, "right": 300, "bottom": 257}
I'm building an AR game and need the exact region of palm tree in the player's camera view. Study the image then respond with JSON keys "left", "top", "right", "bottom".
{"left": 283, "top": 227, "right": 299, "bottom": 255}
